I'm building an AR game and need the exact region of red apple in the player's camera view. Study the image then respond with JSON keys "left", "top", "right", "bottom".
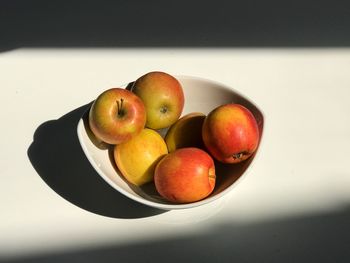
{"left": 202, "top": 104, "right": 259, "bottom": 163}
{"left": 154, "top": 147, "right": 216, "bottom": 203}
{"left": 89, "top": 88, "right": 146, "bottom": 144}
{"left": 131, "top": 71, "right": 185, "bottom": 130}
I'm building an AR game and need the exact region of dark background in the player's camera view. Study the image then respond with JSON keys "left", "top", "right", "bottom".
{"left": 1, "top": 0, "right": 350, "bottom": 52}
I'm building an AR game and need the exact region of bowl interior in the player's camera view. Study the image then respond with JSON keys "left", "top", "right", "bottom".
{"left": 77, "top": 76, "right": 264, "bottom": 210}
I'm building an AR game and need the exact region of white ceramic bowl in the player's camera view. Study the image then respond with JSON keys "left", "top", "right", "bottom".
{"left": 77, "top": 76, "right": 264, "bottom": 210}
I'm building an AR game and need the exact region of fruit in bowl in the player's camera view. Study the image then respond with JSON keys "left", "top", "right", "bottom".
{"left": 77, "top": 73, "right": 264, "bottom": 209}
{"left": 165, "top": 112, "right": 206, "bottom": 152}
{"left": 154, "top": 147, "right": 216, "bottom": 203}
{"left": 131, "top": 71, "right": 185, "bottom": 130}
{"left": 114, "top": 128, "right": 168, "bottom": 186}
{"left": 202, "top": 104, "right": 260, "bottom": 164}
{"left": 89, "top": 88, "right": 146, "bottom": 145}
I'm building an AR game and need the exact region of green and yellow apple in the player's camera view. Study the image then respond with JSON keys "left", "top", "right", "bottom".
{"left": 114, "top": 128, "right": 168, "bottom": 186}
{"left": 154, "top": 147, "right": 216, "bottom": 203}
{"left": 165, "top": 112, "right": 206, "bottom": 152}
{"left": 89, "top": 88, "right": 146, "bottom": 145}
{"left": 202, "top": 103, "right": 259, "bottom": 163}
{"left": 131, "top": 71, "right": 185, "bottom": 130}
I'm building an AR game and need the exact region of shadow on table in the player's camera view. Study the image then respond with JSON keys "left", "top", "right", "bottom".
{"left": 5, "top": 206, "right": 350, "bottom": 262}
{"left": 27, "top": 103, "right": 166, "bottom": 219}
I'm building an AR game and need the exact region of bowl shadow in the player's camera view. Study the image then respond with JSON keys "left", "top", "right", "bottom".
{"left": 27, "top": 103, "right": 167, "bottom": 219}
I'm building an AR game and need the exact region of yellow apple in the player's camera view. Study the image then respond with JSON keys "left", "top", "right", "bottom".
{"left": 165, "top": 112, "right": 206, "bottom": 152}
{"left": 114, "top": 128, "right": 168, "bottom": 186}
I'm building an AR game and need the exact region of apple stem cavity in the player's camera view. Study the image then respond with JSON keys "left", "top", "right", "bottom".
{"left": 208, "top": 168, "right": 216, "bottom": 179}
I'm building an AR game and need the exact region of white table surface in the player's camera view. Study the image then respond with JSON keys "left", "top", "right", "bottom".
{"left": 1, "top": 48, "right": 350, "bottom": 262}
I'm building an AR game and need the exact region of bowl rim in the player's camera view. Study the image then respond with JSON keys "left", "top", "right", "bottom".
{"left": 76, "top": 75, "right": 265, "bottom": 210}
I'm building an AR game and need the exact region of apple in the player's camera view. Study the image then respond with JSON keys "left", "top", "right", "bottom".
{"left": 202, "top": 103, "right": 259, "bottom": 164}
{"left": 131, "top": 71, "right": 185, "bottom": 130}
{"left": 89, "top": 88, "right": 146, "bottom": 145}
{"left": 114, "top": 128, "right": 168, "bottom": 186}
{"left": 165, "top": 112, "right": 206, "bottom": 152}
{"left": 154, "top": 147, "right": 216, "bottom": 203}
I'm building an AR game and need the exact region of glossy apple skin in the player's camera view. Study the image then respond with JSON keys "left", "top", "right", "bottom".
{"left": 89, "top": 88, "right": 146, "bottom": 145}
{"left": 154, "top": 147, "right": 216, "bottom": 203}
{"left": 132, "top": 71, "right": 185, "bottom": 130}
{"left": 114, "top": 128, "right": 168, "bottom": 186}
{"left": 202, "top": 104, "right": 259, "bottom": 164}
{"left": 165, "top": 112, "right": 206, "bottom": 152}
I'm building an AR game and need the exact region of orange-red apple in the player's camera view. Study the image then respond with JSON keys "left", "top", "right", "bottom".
{"left": 131, "top": 71, "right": 184, "bottom": 130}
{"left": 89, "top": 88, "right": 146, "bottom": 145}
{"left": 165, "top": 112, "right": 206, "bottom": 152}
{"left": 202, "top": 103, "right": 259, "bottom": 163}
{"left": 154, "top": 147, "right": 216, "bottom": 203}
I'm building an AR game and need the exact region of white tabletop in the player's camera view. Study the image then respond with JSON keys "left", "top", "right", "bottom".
{"left": 1, "top": 48, "right": 350, "bottom": 262}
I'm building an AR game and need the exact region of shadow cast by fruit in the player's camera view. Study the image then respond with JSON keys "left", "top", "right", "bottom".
{"left": 27, "top": 103, "right": 167, "bottom": 218}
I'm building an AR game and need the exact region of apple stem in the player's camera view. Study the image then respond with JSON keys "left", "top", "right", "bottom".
{"left": 117, "top": 98, "right": 124, "bottom": 116}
